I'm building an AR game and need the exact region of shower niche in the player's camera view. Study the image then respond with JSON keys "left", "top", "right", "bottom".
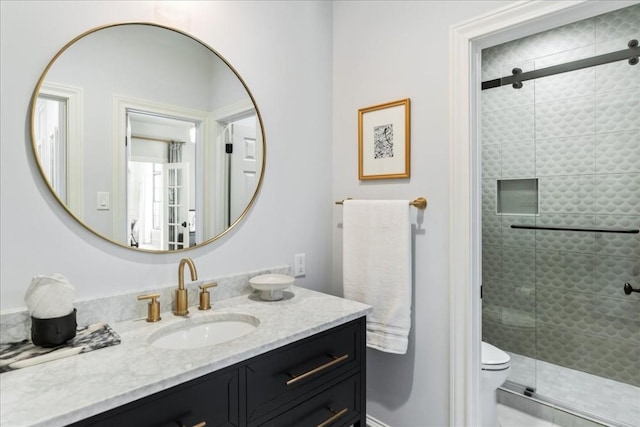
{"left": 496, "top": 179, "right": 538, "bottom": 215}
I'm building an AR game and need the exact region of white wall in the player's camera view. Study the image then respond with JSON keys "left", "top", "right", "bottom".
{"left": 0, "top": 1, "right": 333, "bottom": 310}
{"left": 331, "top": 1, "right": 506, "bottom": 426}
{"left": 1, "top": 1, "right": 537, "bottom": 425}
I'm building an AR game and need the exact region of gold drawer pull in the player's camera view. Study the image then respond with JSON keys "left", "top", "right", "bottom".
{"left": 192, "top": 423, "right": 206, "bottom": 427}
{"left": 286, "top": 354, "right": 349, "bottom": 386}
{"left": 317, "top": 408, "right": 348, "bottom": 427}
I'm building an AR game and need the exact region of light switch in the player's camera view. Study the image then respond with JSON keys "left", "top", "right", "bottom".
{"left": 97, "top": 192, "right": 110, "bottom": 210}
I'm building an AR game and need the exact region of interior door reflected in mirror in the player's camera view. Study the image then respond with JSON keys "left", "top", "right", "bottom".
{"left": 31, "top": 23, "right": 265, "bottom": 252}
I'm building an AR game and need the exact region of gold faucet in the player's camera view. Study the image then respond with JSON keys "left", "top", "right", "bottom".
{"left": 174, "top": 257, "right": 198, "bottom": 316}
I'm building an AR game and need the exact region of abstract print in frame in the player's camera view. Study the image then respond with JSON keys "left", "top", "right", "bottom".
{"left": 358, "top": 98, "right": 410, "bottom": 180}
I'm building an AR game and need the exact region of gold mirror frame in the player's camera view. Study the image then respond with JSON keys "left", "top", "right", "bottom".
{"left": 30, "top": 22, "right": 266, "bottom": 253}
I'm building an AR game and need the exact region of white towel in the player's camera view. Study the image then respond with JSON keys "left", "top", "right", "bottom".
{"left": 342, "top": 200, "right": 412, "bottom": 354}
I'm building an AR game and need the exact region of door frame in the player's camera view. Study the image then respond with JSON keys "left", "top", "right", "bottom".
{"left": 448, "top": 0, "right": 637, "bottom": 425}
{"left": 207, "top": 98, "right": 256, "bottom": 238}
{"left": 37, "top": 82, "right": 84, "bottom": 217}
{"left": 112, "top": 95, "right": 210, "bottom": 246}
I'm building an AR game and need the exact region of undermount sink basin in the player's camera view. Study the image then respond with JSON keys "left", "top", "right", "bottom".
{"left": 249, "top": 274, "right": 295, "bottom": 301}
{"left": 148, "top": 313, "right": 259, "bottom": 350}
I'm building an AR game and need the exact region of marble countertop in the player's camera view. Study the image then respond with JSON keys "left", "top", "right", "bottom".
{"left": 0, "top": 287, "right": 371, "bottom": 427}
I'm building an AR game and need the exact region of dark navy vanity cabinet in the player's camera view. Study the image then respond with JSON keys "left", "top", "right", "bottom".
{"left": 72, "top": 317, "right": 366, "bottom": 427}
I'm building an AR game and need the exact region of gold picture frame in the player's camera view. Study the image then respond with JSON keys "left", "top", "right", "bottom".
{"left": 358, "top": 98, "right": 410, "bottom": 180}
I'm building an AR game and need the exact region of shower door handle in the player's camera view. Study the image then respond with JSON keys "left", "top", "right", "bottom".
{"left": 623, "top": 283, "right": 640, "bottom": 295}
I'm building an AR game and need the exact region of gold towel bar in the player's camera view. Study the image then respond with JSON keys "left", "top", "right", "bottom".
{"left": 335, "top": 197, "right": 427, "bottom": 210}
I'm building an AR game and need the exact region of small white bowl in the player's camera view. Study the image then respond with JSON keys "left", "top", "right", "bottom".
{"left": 249, "top": 274, "right": 294, "bottom": 301}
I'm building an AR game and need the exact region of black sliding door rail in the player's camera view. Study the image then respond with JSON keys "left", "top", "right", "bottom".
{"left": 510, "top": 225, "right": 639, "bottom": 234}
{"left": 482, "top": 41, "right": 639, "bottom": 90}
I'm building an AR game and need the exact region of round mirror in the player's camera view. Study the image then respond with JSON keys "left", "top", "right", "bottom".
{"left": 30, "top": 23, "right": 265, "bottom": 252}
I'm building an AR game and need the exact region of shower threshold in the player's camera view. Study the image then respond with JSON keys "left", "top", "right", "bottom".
{"left": 502, "top": 353, "right": 639, "bottom": 427}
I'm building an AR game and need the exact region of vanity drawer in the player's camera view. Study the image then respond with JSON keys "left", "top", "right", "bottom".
{"left": 253, "top": 373, "right": 361, "bottom": 427}
{"left": 245, "top": 318, "right": 364, "bottom": 421}
{"left": 72, "top": 367, "right": 239, "bottom": 427}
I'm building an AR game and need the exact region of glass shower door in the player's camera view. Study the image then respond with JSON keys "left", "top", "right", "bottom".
{"left": 481, "top": 5, "right": 640, "bottom": 425}
{"left": 529, "top": 56, "right": 639, "bottom": 423}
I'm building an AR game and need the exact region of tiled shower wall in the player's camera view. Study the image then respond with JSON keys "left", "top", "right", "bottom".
{"left": 481, "top": 5, "right": 639, "bottom": 388}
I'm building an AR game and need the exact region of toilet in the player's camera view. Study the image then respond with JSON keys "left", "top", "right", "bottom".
{"left": 481, "top": 341, "right": 511, "bottom": 427}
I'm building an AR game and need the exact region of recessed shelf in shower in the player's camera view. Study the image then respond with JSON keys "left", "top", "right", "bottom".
{"left": 496, "top": 178, "right": 539, "bottom": 215}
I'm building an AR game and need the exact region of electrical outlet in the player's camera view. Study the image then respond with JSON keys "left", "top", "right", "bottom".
{"left": 294, "top": 253, "right": 306, "bottom": 277}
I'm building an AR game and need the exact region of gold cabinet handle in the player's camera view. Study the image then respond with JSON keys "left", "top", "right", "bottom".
{"left": 317, "top": 408, "right": 348, "bottom": 427}
{"left": 286, "top": 354, "right": 349, "bottom": 386}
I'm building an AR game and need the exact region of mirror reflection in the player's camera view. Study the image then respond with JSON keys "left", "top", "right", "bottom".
{"left": 32, "top": 23, "right": 265, "bottom": 252}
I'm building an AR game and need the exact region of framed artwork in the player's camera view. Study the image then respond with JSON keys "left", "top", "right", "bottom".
{"left": 358, "top": 98, "right": 410, "bottom": 180}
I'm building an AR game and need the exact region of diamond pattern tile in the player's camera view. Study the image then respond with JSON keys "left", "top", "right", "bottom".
{"left": 484, "top": 280, "right": 536, "bottom": 315}
{"left": 535, "top": 250, "right": 595, "bottom": 292}
{"left": 537, "top": 324, "right": 640, "bottom": 386}
{"left": 537, "top": 286, "right": 640, "bottom": 344}
{"left": 535, "top": 68, "right": 594, "bottom": 104}
{"left": 483, "top": 245, "right": 501, "bottom": 281}
{"left": 520, "top": 19, "right": 595, "bottom": 63}
{"left": 536, "top": 287, "right": 592, "bottom": 328}
{"left": 595, "top": 173, "right": 640, "bottom": 215}
{"left": 596, "top": 130, "right": 640, "bottom": 174}
{"left": 483, "top": 313, "right": 536, "bottom": 358}
{"left": 596, "top": 89, "right": 640, "bottom": 134}
{"left": 536, "top": 135, "right": 595, "bottom": 176}
{"left": 595, "top": 215, "right": 640, "bottom": 258}
{"left": 482, "top": 145, "right": 501, "bottom": 178}
{"left": 535, "top": 96, "right": 595, "bottom": 140}
{"left": 482, "top": 213, "right": 502, "bottom": 247}
{"left": 482, "top": 105, "right": 534, "bottom": 145}
{"left": 502, "top": 215, "right": 536, "bottom": 249}
{"left": 481, "top": 279, "right": 501, "bottom": 307}
{"left": 483, "top": 178, "right": 497, "bottom": 213}
{"left": 534, "top": 45, "right": 595, "bottom": 69}
{"left": 592, "top": 289, "right": 640, "bottom": 322}
{"left": 502, "top": 142, "right": 535, "bottom": 178}
{"left": 595, "top": 254, "right": 640, "bottom": 301}
{"left": 595, "top": 4, "right": 640, "bottom": 45}
{"left": 501, "top": 247, "right": 535, "bottom": 284}
{"left": 534, "top": 214, "right": 596, "bottom": 254}
{"left": 595, "top": 60, "right": 640, "bottom": 95}
{"left": 539, "top": 175, "right": 595, "bottom": 214}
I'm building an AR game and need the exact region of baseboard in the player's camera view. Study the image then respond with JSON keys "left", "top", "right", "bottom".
{"left": 367, "top": 414, "right": 392, "bottom": 427}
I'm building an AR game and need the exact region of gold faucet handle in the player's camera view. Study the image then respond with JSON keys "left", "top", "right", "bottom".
{"left": 200, "top": 282, "right": 218, "bottom": 291}
{"left": 137, "top": 293, "right": 161, "bottom": 322}
{"left": 198, "top": 282, "right": 217, "bottom": 311}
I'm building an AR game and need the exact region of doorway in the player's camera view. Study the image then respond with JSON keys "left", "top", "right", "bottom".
{"left": 127, "top": 111, "right": 197, "bottom": 251}
{"left": 480, "top": 4, "right": 639, "bottom": 425}
{"left": 449, "top": 1, "right": 638, "bottom": 425}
